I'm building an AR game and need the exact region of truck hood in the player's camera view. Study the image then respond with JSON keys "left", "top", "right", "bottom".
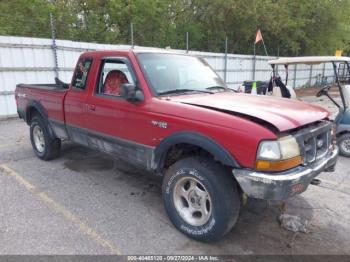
{"left": 169, "top": 92, "right": 329, "bottom": 132}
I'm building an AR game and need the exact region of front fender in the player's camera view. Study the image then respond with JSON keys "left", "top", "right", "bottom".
{"left": 153, "top": 131, "right": 240, "bottom": 172}
{"left": 337, "top": 124, "right": 350, "bottom": 135}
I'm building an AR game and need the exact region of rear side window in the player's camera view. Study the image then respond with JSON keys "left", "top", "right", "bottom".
{"left": 72, "top": 58, "right": 92, "bottom": 89}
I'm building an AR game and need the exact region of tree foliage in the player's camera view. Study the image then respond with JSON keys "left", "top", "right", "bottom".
{"left": 1, "top": 0, "right": 350, "bottom": 56}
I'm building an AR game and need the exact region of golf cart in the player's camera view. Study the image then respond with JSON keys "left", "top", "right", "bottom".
{"left": 239, "top": 73, "right": 297, "bottom": 99}
{"left": 268, "top": 56, "right": 350, "bottom": 157}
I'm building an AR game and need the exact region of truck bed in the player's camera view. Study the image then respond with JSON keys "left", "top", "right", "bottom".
{"left": 16, "top": 83, "right": 68, "bottom": 92}
{"left": 15, "top": 83, "right": 68, "bottom": 124}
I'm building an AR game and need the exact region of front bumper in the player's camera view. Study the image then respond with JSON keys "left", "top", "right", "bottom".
{"left": 232, "top": 146, "right": 339, "bottom": 200}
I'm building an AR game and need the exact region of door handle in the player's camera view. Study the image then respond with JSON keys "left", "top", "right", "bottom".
{"left": 87, "top": 104, "right": 96, "bottom": 111}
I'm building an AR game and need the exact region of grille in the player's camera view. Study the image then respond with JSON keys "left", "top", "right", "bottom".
{"left": 294, "top": 122, "right": 332, "bottom": 165}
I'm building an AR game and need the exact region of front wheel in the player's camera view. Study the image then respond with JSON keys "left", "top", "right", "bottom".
{"left": 338, "top": 133, "right": 350, "bottom": 157}
{"left": 162, "top": 156, "right": 240, "bottom": 242}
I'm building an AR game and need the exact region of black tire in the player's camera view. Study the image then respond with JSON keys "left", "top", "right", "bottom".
{"left": 338, "top": 133, "right": 350, "bottom": 157}
{"left": 30, "top": 116, "right": 61, "bottom": 160}
{"left": 162, "top": 156, "right": 240, "bottom": 242}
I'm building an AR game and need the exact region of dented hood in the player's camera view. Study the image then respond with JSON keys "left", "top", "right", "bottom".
{"left": 170, "top": 92, "right": 329, "bottom": 132}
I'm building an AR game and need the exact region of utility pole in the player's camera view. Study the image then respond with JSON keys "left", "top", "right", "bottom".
{"left": 224, "top": 37, "right": 228, "bottom": 83}
{"left": 252, "top": 44, "right": 256, "bottom": 81}
{"left": 130, "top": 23, "right": 134, "bottom": 48}
{"left": 186, "top": 32, "right": 189, "bottom": 53}
{"left": 49, "top": 12, "right": 59, "bottom": 79}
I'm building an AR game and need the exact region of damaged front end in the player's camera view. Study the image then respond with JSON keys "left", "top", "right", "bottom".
{"left": 232, "top": 121, "right": 339, "bottom": 200}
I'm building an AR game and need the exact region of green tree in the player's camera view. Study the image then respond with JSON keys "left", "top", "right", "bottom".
{"left": 0, "top": 0, "right": 52, "bottom": 38}
{"left": 1, "top": 0, "right": 350, "bottom": 56}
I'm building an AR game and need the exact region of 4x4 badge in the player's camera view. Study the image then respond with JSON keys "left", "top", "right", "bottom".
{"left": 151, "top": 120, "right": 168, "bottom": 129}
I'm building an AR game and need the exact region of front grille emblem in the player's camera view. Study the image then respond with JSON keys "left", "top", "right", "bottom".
{"left": 317, "top": 139, "right": 324, "bottom": 148}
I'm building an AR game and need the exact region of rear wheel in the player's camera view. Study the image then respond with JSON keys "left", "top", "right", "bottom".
{"left": 338, "top": 133, "right": 350, "bottom": 157}
{"left": 162, "top": 156, "right": 240, "bottom": 242}
{"left": 30, "top": 116, "right": 61, "bottom": 160}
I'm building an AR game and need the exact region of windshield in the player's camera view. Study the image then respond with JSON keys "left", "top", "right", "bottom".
{"left": 343, "top": 85, "right": 350, "bottom": 108}
{"left": 137, "top": 53, "right": 226, "bottom": 95}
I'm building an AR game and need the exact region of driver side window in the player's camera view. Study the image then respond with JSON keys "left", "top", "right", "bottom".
{"left": 96, "top": 60, "right": 134, "bottom": 97}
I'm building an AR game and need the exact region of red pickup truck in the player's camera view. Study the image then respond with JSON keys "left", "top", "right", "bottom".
{"left": 15, "top": 49, "right": 338, "bottom": 241}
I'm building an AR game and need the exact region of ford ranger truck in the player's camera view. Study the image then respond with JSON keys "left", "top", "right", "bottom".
{"left": 15, "top": 49, "right": 338, "bottom": 242}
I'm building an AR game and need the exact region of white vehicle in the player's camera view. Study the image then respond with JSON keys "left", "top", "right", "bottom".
{"left": 269, "top": 56, "right": 350, "bottom": 157}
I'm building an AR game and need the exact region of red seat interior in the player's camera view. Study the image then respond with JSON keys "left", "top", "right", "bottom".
{"left": 103, "top": 70, "right": 129, "bottom": 96}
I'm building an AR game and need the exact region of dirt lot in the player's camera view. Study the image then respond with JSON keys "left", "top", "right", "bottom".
{"left": 0, "top": 94, "right": 349, "bottom": 255}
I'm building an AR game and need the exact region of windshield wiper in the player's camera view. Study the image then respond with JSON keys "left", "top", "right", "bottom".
{"left": 206, "top": 85, "right": 226, "bottom": 90}
{"left": 206, "top": 86, "right": 237, "bottom": 92}
{"left": 158, "top": 89, "right": 214, "bottom": 95}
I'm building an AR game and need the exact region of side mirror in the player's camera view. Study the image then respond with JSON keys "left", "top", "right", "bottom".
{"left": 120, "top": 83, "right": 144, "bottom": 102}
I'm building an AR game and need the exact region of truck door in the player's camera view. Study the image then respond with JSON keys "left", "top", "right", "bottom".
{"left": 64, "top": 57, "right": 93, "bottom": 145}
{"left": 84, "top": 58, "right": 130, "bottom": 139}
{"left": 83, "top": 57, "right": 153, "bottom": 168}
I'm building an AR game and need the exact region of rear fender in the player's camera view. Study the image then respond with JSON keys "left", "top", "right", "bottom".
{"left": 25, "top": 101, "right": 56, "bottom": 138}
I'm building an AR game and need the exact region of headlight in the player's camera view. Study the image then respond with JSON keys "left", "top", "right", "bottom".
{"left": 256, "top": 135, "right": 301, "bottom": 172}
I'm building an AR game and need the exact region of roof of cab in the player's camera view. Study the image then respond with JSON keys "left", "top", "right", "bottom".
{"left": 268, "top": 56, "right": 350, "bottom": 65}
{"left": 81, "top": 46, "right": 186, "bottom": 57}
